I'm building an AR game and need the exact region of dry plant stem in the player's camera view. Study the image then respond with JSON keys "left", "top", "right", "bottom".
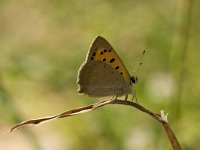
{"left": 162, "top": 122, "right": 182, "bottom": 150}
{"left": 9, "top": 99, "right": 182, "bottom": 150}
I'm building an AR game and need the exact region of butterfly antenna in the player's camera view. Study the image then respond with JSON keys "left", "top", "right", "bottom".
{"left": 132, "top": 50, "right": 145, "bottom": 74}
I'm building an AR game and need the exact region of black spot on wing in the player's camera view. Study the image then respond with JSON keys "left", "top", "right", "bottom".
{"left": 115, "top": 66, "right": 119, "bottom": 70}
{"left": 110, "top": 58, "right": 115, "bottom": 63}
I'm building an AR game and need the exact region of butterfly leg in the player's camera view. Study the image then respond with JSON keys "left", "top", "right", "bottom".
{"left": 114, "top": 93, "right": 119, "bottom": 100}
{"left": 113, "top": 89, "right": 119, "bottom": 100}
{"left": 131, "top": 90, "right": 138, "bottom": 103}
{"left": 110, "top": 95, "right": 115, "bottom": 100}
{"left": 125, "top": 94, "right": 128, "bottom": 101}
{"left": 114, "top": 89, "right": 123, "bottom": 100}
{"left": 132, "top": 95, "right": 138, "bottom": 103}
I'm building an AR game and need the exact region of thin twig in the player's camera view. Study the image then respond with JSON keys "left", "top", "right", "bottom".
{"left": 9, "top": 99, "right": 182, "bottom": 150}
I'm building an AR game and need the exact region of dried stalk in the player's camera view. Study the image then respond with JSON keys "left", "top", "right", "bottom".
{"left": 9, "top": 99, "right": 182, "bottom": 150}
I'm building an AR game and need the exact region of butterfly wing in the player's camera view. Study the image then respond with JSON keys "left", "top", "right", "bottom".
{"left": 77, "top": 60, "right": 131, "bottom": 97}
{"left": 85, "top": 36, "right": 131, "bottom": 85}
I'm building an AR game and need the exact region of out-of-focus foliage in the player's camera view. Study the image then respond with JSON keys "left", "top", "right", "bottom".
{"left": 0, "top": 0, "right": 199, "bottom": 149}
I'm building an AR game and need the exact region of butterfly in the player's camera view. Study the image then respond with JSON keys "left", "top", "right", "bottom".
{"left": 77, "top": 36, "right": 137, "bottom": 100}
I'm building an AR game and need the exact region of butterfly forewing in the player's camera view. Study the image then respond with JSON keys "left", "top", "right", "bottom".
{"left": 86, "top": 36, "right": 131, "bottom": 85}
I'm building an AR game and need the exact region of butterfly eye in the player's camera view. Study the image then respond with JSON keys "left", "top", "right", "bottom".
{"left": 130, "top": 76, "right": 138, "bottom": 84}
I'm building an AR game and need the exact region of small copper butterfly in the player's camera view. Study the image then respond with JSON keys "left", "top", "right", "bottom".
{"left": 77, "top": 36, "right": 137, "bottom": 100}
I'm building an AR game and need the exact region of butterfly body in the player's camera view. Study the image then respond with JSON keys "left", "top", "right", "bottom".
{"left": 77, "top": 36, "right": 136, "bottom": 98}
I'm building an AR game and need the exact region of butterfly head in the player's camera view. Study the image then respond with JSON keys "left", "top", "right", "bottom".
{"left": 130, "top": 76, "right": 138, "bottom": 84}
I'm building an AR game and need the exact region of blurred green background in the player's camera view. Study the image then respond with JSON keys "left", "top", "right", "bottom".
{"left": 0, "top": 0, "right": 199, "bottom": 149}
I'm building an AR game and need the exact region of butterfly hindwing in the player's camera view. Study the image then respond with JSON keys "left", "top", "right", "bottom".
{"left": 77, "top": 60, "right": 131, "bottom": 97}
